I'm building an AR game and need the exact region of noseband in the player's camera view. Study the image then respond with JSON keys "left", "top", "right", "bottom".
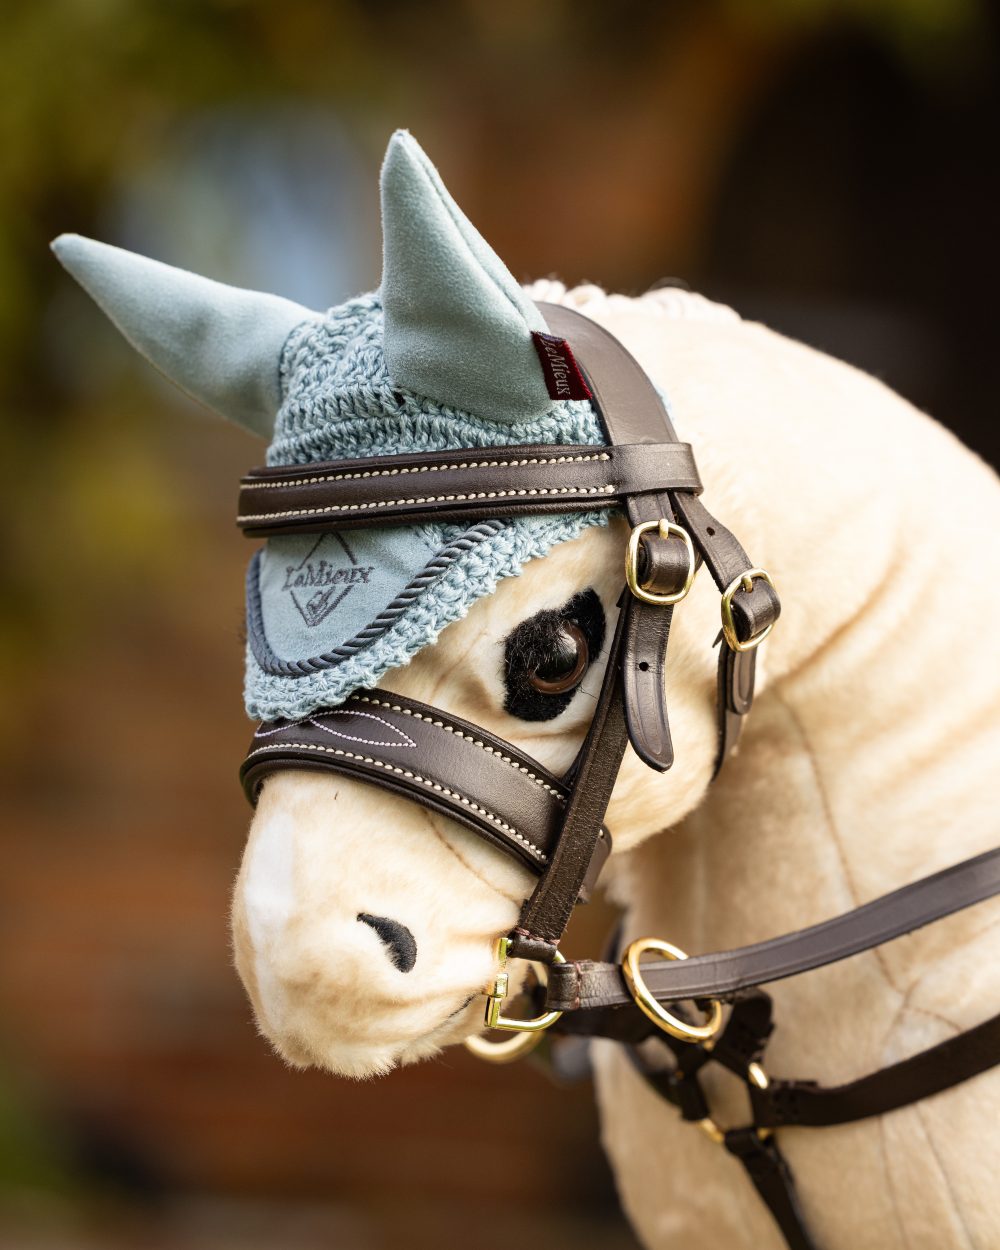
{"left": 236, "top": 305, "right": 1000, "bottom": 1250}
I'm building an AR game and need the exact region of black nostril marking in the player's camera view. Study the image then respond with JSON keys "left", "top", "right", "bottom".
{"left": 357, "top": 913, "right": 417, "bottom": 973}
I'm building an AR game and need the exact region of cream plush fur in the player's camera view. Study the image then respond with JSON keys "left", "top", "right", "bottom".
{"left": 232, "top": 284, "right": 1000, "bottom": 1249}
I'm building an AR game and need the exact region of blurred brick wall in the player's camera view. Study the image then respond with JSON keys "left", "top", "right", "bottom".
{"left": 0, "top": 419, "right": 634, "bottom": 1243}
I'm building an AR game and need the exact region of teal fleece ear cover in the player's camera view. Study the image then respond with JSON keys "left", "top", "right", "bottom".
{"left": 54, "top": 130, "right": 611, "bottom": 721}
{"left": 51, "top": 234, "right": 318, "bottom": 438}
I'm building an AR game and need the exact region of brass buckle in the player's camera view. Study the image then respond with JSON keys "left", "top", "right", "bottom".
{"left": 625, "top": 520, "right": 696, "bottom": 606}
{"left": 463, "top": 937, "right": 564, "bottom": 1064}
{"left": 720, "top": 568, "right": 776, "bottom": 653}
{"left": 621, "top": 936, "right": 724, "bottom": 1043}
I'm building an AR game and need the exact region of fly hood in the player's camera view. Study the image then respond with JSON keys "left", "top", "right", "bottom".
{"left": 53, "top": 130, "right": 609, "bottom": 720}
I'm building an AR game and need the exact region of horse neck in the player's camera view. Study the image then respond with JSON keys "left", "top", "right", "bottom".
{"left": 605, "top": 304, "right": 1000, "bottom": 1026}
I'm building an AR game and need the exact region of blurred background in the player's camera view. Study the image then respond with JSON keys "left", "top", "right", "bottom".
{"left": 2, "top": 1, "right": 997, "bottom": 1247}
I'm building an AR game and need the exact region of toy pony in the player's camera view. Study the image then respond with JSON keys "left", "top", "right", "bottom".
{"left": 54, "top": 131, "right": 1000, "bottom": 1250}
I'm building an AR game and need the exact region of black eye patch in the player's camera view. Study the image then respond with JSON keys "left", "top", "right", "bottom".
{"left": 502, "top": 589, "right": 606, "bottom": 722}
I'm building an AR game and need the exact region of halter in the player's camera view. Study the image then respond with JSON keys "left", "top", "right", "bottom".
{"left": 236, "top": 305, "right": 1000, "bottom": 1250}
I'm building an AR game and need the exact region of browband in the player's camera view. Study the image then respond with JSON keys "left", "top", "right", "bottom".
{"left": 237, "top": 441, "right": 703, "bottom": 535}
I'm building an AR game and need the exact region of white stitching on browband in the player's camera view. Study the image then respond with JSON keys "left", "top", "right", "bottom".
{"left": 352, "top": 695, "right": 566, "bottom": 800}
{"left": 238, "top": 483, "right": 616, "bottom": 523}
{"left": 244, "top": 742, "right": 547, "bottom": 862}
{"left": 240, "top": 451, "right": 612, "bottom": 490}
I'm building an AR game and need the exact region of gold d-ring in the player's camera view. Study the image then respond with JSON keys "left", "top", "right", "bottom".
{"left": 463, "top": 937, "right": 564, "bottom": 1064}
{"left": 484, "top": 937, "right": 565, "bottom": 1033}
{"left": 621, "top": 937, "right": 724, "bottom": 1043}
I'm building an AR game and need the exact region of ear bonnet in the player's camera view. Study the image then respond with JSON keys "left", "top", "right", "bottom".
{"left": 53, "top": 130, "right": 612, "bottom": 720}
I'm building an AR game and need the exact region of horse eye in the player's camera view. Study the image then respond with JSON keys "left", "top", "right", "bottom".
{"left": 503, "top": 589, "right": 606, "bottom": 723}
{"left": 528, "top": 622, "right": 589, "bottom": 694}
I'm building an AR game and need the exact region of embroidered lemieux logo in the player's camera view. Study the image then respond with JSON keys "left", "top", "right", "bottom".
{"left": 531, "top": 331, "right": 593, "bottom": 401}
{"left": 282, "top": 533, "right": 375, "bottom": 628}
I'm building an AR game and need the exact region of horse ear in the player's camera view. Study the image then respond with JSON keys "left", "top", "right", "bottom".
{"left": 380, "top": 130, "right": 553, "bottom": 424}
{"left": 51, "top": 234, "right": 319, "bottom": 438}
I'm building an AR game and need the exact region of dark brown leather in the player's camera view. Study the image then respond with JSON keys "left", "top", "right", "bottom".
{"left": 237, "top": 441, "right": 702, "bottom": 536}
{"left": 753, "top": 1009, "right": 1000, "bottom": 1129}
{"left": 538, "top": 303, "right": 779, "bottom": 771}
{"left": 619, "top": 970, "right": 1000, "bottom": 1250}
{"left": 545, "top": 846, "right": 1000, "bottom": 1010}
{"left": 724, "top": 1131, "right": 818, "bottom": 1250}
{"left": 539, "top": 303, "right": 687, "bottom": 773}
{"left": 510, "top": 603, "right": 631, "bottom": 956}
{"left": 715, "top": 644, "right": 757, "bottom": 776}
{"left": 240, "top": 690, "right": 610, "bottom": 893}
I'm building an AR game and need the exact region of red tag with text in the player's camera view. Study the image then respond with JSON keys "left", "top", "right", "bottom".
{"left": 531, "top": 332, "right": 593, "bottom": 402}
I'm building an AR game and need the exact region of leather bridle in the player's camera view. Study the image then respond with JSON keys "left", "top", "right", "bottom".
{"left": 236, "top": 304, "right": 1000, "bottom": 1250}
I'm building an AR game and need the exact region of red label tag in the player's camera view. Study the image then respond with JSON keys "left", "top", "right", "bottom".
{"left": 531, "top": 331, "right": 593, "bottom": 402}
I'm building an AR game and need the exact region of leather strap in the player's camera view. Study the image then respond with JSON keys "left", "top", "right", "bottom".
{"left": 237, "top": 441, "right": 702, "bottom": 536}
{"left": 753, "top": 1009, "right": 1000, "bottom": 1129}
{"left": 724, "top": 1131, "right": 818, "bottom": 1250}
{"left": 538, "top": 303, "right": 779, "bottom": 771}
{"left": 540, "top": 304, "right": 687, "bottom": 773}
{"left": 510, "top": 599, "right": 631, "bottom": 956}
{"left": 240, "top": 690, "right": 610, "bottom": 893}
{"left": 545, "top": 846, "right": 1000, "bottom": 1010}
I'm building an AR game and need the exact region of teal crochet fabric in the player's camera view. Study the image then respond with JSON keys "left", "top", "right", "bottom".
{"left": 244, "top": 293, "right": 609, "bottom": 721}
{"left": 51, "top": 129, "right": 616, "bottom": 722}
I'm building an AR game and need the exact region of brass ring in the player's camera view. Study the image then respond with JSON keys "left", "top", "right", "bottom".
{"left": 463, "top": 1029, "right": 545, "bottom": 1064}
{"left": 621, "top": 937, "right": 724, "bottom": 1043}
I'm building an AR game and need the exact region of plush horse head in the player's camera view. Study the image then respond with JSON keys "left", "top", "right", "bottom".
{"left": 56, "top": 130, "right": 1000, "bottom": 1250}
{"left": 53, "top": 129, "right": 731, "bottom": 1074}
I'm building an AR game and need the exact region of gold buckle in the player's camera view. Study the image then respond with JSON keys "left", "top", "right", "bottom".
{"left": 720, "top": 568, "right": 776, "bottom": 653}
{"left": 463, "top": 938, "right": 564, "bottom": 1064}
{"left": 625, "top": 520, "right": 696, "bottom": 606}
{"left": 621, "top": 936, "right": 724, "bottom": 1043}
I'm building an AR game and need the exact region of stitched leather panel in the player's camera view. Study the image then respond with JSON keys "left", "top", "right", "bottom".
{"left": 239, "top": 688, "right": 611, "bottom": 889}
{"left": 237, "top": 442, "right": 702, "bottom": 536}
